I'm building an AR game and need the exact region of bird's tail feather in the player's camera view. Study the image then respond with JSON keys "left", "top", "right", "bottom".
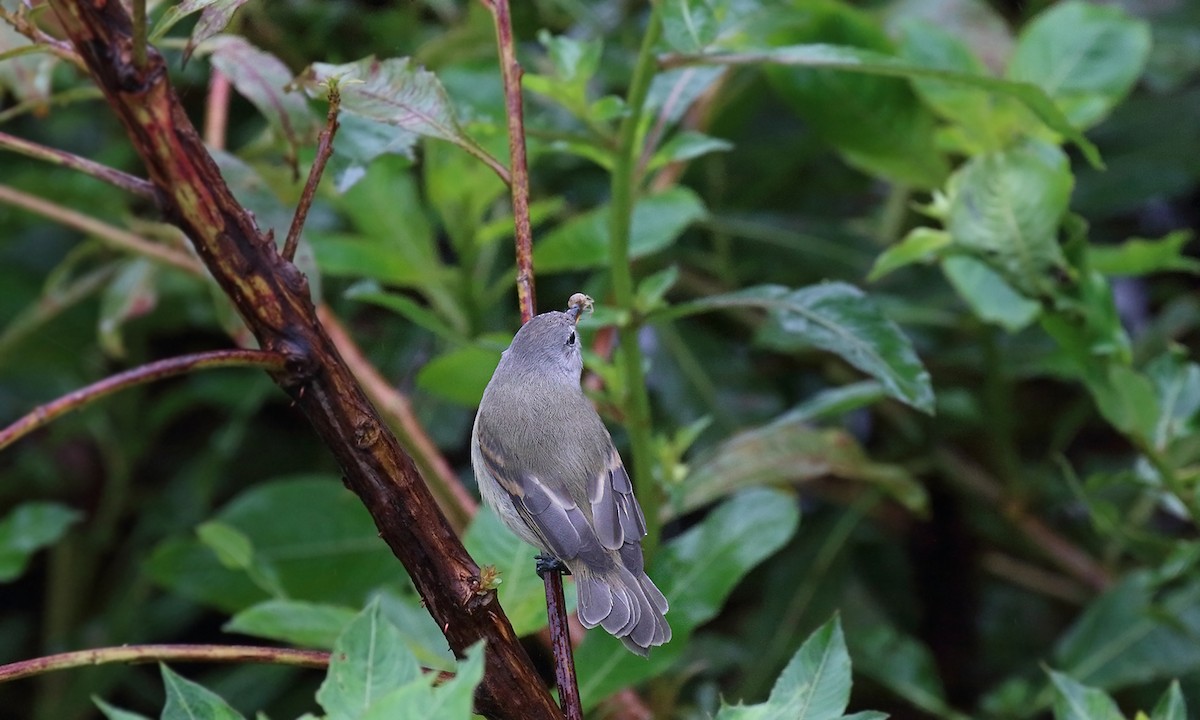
{"left": 576, "top": 566, "right": 671, "bottom": 657}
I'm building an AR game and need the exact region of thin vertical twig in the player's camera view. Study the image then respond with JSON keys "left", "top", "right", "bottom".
{"left": 284, "top": 83, "right": 341, "bottom": 262}
{"left": 483, "top": 0, "right": 537, "bottom": 323}
{"left": 131, "top": 0, "right": 147, "bottom": 68}
{"left": 543, "top": 569, "right": 582, "bottom": 720}
{"left": 203, "top": 69, "right": 232, "bottom": 150}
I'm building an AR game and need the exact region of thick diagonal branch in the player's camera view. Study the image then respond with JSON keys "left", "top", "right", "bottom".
{"left": 45, "top": 2, "right": 558, "bottom": 718}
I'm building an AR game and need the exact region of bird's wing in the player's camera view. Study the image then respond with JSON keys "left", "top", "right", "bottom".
{"left": 589, "top": 447, "right": 648, "bottom": 551}
{"left": 475, "top": 425, "right": 607, "bottom": 564}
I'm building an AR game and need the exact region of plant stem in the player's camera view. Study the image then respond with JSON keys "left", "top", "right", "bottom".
{"left": 284, "top": 82, "right": 341, "bottom": 262}
{"left": 610, "top": 6, "right": 664, "bottom": 554}
{"left": 0, "top": 131, "right": 155, "bottom": 200}
{"left": 0, "top": 184, "right": 201, "bottom": 276}
{"left": 484, "top": 0, "right": 537, "bottom": 322}
{"left": 203, "top": 69, "right": 232, "bottom": 149}
{"left": 0, "top": 350, "right": 287, "bottom": 451}
{"left": 131, "top": 0, "right": 146, "bottom": 68}
{"left": 1, "top": 645, "right": 329, "bottom": 683}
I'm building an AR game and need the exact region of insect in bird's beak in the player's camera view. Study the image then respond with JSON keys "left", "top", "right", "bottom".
{"left": 566, "top": 293, "right": 594, "bottom": 324}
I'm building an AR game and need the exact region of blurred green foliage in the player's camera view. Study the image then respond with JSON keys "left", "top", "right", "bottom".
{"left": 3, "top": 0, "right": 1200, "bottom": 718}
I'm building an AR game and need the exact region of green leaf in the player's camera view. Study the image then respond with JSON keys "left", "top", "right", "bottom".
{"left": 680, "top": 420, "right": 926, "bottom": 517}
{"left": 897, "top": 19, "right": 998, "bottom": 149}
{"left": 941, "top": 255, "right": 1042, "bottom": 333}
{"left": 224, "top": 599, "right": 357, "bottom": 650}
{"left": 1145, "top": 351, "right": 1200, "bottom": 450}
{"left": 415, "top": 339, "right": 504, "bottom": 407}
{"left": 1047, "top": 670, "right": 1124, "bottom": 720}
{"left": 0, "top": 502, "right": 82, "bottom": 582}
{"left": 98, "top": 258, "right": 157, "bottom": 358}
{"left": 522, "top": 32, "right": 603, "bottom": 120}
{"left": 151, "top": 1, "right": 249, "bottom": 56}
{"left": 636, "top": 266, "right": 680, "bottom": 313}
{"left": 662, "top": 0, "right": 720, "bottom": 53}
{"left": 1150, "top": 681, "right": 1187, "bottom": 720}
{"left": 195, "top": 522, "right": 283, "bottom": 598}
{"left": 343, "top": 283, "right": 460, "bottom": 344}
{"left": 202, "top": 36, "right": 320, "bottom": 161}
{"left": 849, "top": 622, "right": 960, "bottom": 720}
{"left": 1088, "top": 364, "right": 1159, "bottom": 443}
{"left": 945, "top": 138, "right": 1073, "bottom": 298}
{"left": 868, "top": 227, "right": 952, "bottom": 281}
{"left": 148, "top": 476, "right": 399, "bottom": 613}
{"left": 1054, "top": 572, "right": 1200, "bottom": 691}
{"left": 359, "top": 641, "right": 484, "bottom": 720}
{"left": 160, "top": 664, "right": 246, "bottom": 720}
{"left": 667, "top": 283, "right": 934, "bottom": 413}
{"left": 717, "top": 616, "right": 853, "bottom": 720}
{"left": 761, "top": 7, "right": 948, "bottom": 188}
{"left": 93, "top": 697, "right": 151, "bottom": 720}
{"left": 647, "top": 130, "right": 733, "bottom": 172}
{"left": 1090, "top": 231, "right": 1200, "bottom": 277}
{"left": 1008, "top": 1, "right": 1151, "bottom": 130}
{"left": 689, "top": 43, "right": 1101, "bottom": 168}
{"left": 577, "top": 488, "right": 800, "bottom": 707}
{"left": 317, "top": 599, "right": 422, "bottom": 720}
{"left": 464, "top": 508, "right": 576, "bottom": 636}
{"left": 297, "top": 57, "right": 505, "bottom": 178}
{"left": 375, "top": 591, "right": 457, "bottom": 672}
{"left": 534, "top": 188, "right": 707, "bottom": 272}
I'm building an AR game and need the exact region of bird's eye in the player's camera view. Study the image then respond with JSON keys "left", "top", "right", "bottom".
{"left": 567, "top": 331, "right": 576, "bottom": 346}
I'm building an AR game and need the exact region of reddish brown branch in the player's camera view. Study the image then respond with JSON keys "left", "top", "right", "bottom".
{"left": 483, "top": 0, "right": 536, "bottom": 323}
{"left": 0, "top": 131, "right": 155, "bottom": 200}
{"left": 0, "top": 645, "right": 328, "bottom": 684}
{"left": 0, "top": 350, "right": 286, "bottom": 452}
{"left": 318, "top": 304, "right": 477, "bottom": 532}
{"left": 44, "top": 2, "right": 558, "bottom": 717}
{"left": 284, "top": 83, "right": 341, "bottom": 262}
{"left": 543, "top": 570, "right": 582, "bottom": 720}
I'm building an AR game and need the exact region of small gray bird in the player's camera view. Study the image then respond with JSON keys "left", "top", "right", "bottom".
{"left": 471, "top": 296, "right": 671, "bottom": 656}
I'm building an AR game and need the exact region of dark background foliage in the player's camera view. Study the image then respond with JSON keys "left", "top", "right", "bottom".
{"left": 2, "top": 0, "right": 1199, "bottom": 718}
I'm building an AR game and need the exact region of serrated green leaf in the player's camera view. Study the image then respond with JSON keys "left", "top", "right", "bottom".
{"left": 296, "top": 57, "right": 504, "bottom": 177}
{"left": 577, "top": 488, "right": 800, "bottom": 707}
{"left": 1008, "top": 1, "right": 1151, "bottom": 130}
{"left": 666, "top": 283, "right": 933, "bottom": 413}
{"left": 946, "top": 139, "right": 1073, "bottom": 298}
{"left": 942, "top": 255, "right": 1041, "bottom": 332}
{"left": 1090, "top": 231, "right": 1200, "bottom": 277}
{"left": 1047, "top": 670, "right": 1124, "bottom": 720}
{"left": 0, "top": 502, "right": 82, "bottom": 582}
{"left": 317, "top": 599, "right": 422, "bottom": 720}
{"left": 224, "top": 599, "right": 357, "bottom": 650}
{"left": 202, "top": 36, "right": 319, "bottom": 158}
{"left": 161, "top": 664, "right": 246, "bottom": 720}
{"left": 534, "top": 188, "right": 707, "bottom": 272}
{"left": 868, "top": 227, "right": 951, "bottom": 281}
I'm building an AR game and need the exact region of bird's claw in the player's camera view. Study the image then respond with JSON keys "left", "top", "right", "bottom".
{"left": 535, "top": 553, "right": 570, "bottom": 577}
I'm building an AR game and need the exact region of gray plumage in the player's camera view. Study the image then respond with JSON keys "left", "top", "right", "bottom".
{"left": 471, "top": 308, "right": 671, "bottom": 656}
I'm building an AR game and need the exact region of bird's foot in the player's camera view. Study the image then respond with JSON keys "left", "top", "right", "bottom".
{"left": 535, "top": 553, "right": 570, "bottom": 578}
